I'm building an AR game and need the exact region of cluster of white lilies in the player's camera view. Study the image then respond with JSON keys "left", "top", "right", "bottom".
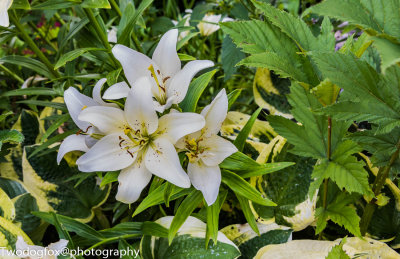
{"left": 58, "top": 29, "right": 237, "bottom": 206}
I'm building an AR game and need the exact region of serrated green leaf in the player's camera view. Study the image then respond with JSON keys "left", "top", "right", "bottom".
{"left": 372, "top": 37, "right": 400, "bottom": 73}
{"left": 311, "top": 79, "right": 340, "bottom": 107}
{"left": 326, "top": 237, "right": 351, "bottom": 259}
{"left": 180, "top": 69, "right": 217, "bottom": 112}
{"left": 221, "top": 35, "right": 245, "bottom": 81}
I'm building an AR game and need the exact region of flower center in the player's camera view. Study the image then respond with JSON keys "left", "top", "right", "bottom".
{"left": 148, "top": 64, "right": 171, "bottom": 105}
{"left": 119, "top": 126, "right": 153, "bottom": 158}
{"left": 184, "top": 137, "right": 205, "bottom": 163}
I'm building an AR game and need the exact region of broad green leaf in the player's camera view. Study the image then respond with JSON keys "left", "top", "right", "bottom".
{"left": 221, "top": 223, "right": 292, "bottom": 259}
{"left": 81, "top": 0, "right": 110, "bottom": 8}
{"left": 0, "top": 56, "right": 54, "bottom": 79}
{"left": 31, "top": 0, "right": 81, "bottom": 9}
{"left": 55, "top": 48, "right": 104, "bottom": 69}
{"left": 252, "top": 0, "right": 317, "bottom": 51}
{"left": 168, "top": 190, "right": 203, "bottom": 243}
{"left": 222, "top": 170, "right": 276, "bottom": 206}
{"left": 326, "top": 238, "right": 351, "bottom": 259}
{"left": 220, "top": 152, "right": 262, "bottom": 171}
{"left": 372, "top": 37, "right": 400, "bottom": 73}
{"left": 234, "top": 107, "right": 262, "bottom": 152}
{"left": 0, "top": 216, "right": 32, "bottom": 250}
{"left": 308, "top": 0, "right": 400, "bottom": 40}
{"left": 221, "top": 35, "right": 245, "bottom": 81}
{"left": 12, "top": 193, "right": 40, "bottom": 235}
{"left": 10, "top": 0, "right": 30, "bottom": 9}
{"left": 33, "top": 212, "right": 104, "bottom": 241}
{"left": 0, "top": 189, "right": 15, "bottom": 220}
{"left": 132, "top": 183, "right": 191, "bottom": 217}
{"left": 180, "top": 69, "right": 217, "bottom": 112}
{"left": 315, "top": 193, "right": 361, "bottom": 237}
{"left": 317, "top": 17, "right": 335, "bottom": 51}
{"left": 311, "top": 79, "right": 340, "bottom": 107}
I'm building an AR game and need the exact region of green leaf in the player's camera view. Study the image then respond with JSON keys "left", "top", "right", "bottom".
{"left": 308, "top": 0, "right": 400, "bottom": 40}
{"left": 168, "top": 190, "right": 203, "bottom": 243}
{"left": 33, "top": 212, "right": 104, "bottom": 241}
{"left": 163, "top": 182, "right": 174, "bottom": 207}
{"left": 132, "top": 183, "right": 191, "bottom": 217}
{"left": 0, "top": 130, "right": 24, "bottom": 145}
{"left": 205, "top": 198, "right": 220, "bottom": 246}
{"left": 31, "top": 0, "right": 81, "bottom": 9}
{"left": 0, "top": 56, "right": 54, "bottom": 79}
{"left": 0, "top": 111, "right": 13, "bottom": 123}
{"left": 2, "top": 87, "right": 56, "bottom": 97}
{"left": 234, "top": 107, "right": 262, "bottom": 152}
{"left": 40, "top": 114, "right": 70, "bottom": 143}
{"left": 106, "top": 68, "right": 122, "bottom": 86}
{"left": 10, "top": 0, "right": 30, "bottom": 9}
{"left": 220, "top": 152, "right": 262, "bottom": 172}
{"left": 81, "top": 0, "right": 110, "bottom": 8}
{"left": 222, "top": 170, "right": 276, "bottom": 206}
{"left": 315, "top": 193, "right": 361, "bottom": 237}
{"left": 240, "top": 162, "right": 295, "bottom": 178}
{"left": 142, "top": 222, "right": 168, "bottom": 238}
{"left": 177, "top": 53, "right": 196, "bottom": 61}
{"left": 100, "top": 171, "right": 119, "bottom": 187}
{"left": 252, "top": 0, "right": 317, "bottom": 51}
{"left": 317, "top": 17, "right": 335, "bottom": 51}
{"left": 55, "top": 48, "right": 104, "bottom": 69}
{"left": 311, "top": 79, "right": 340, "bottom": 107}
{"left": 180, "top": 69, "right": 217, "bottom": 112}
{"left": 221, "top": 35, "right": 246, "bottom": 81}
{"left": 60, "top": 17, "right": 89, "bottom": 49}
{"left": 236, "top": 194, "right": 259, "bottom": 235}
{"left": 227, "top": 89, "right": 242, "bottom": 110}
{"left": 326, "top": 237, "right": 351, "bottom": 259}
{"left": 16, "top": 100, "right": 67, "bottom": 111}
{"left": 28, "top": 130, "right": 74, "bottom": 158}
{"left": 372, "top": 37, "right": 400, "bottom": 73}
{"left": 118, "top": 0, "right": 153, "bottom": 45}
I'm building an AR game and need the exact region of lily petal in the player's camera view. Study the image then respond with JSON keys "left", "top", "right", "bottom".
{"left": 188, "top": 161, "right": 221, "bottom": 205}
{"left": 64, "top": 87, "right": 98, "bottom": 130}
{"left": 0, "top": 0, "right": 11, "bottom": 27}
{"left": 145, "top": 137, "right": 190, "bottom": 188}
{"left": 92, "top": 78, "right": 107, "bottom": 104}
{"left": 116, "top": 162, "right": 152, "bottom": 204}
{"left": 158, "top": 112, "right": 205, "bottom": 144}
{"left": 167, "top": 60, "right": 214, "bottom": 104}
{"left": 125, "top": 77, "right": 158, "bottom": 134}
{"left": 152, "top": 29, "right": 181, "bottom": 78}
{"left": 200, "top": 135, "right": 237, "bottom": 166}
{"left": 78, "top": 106, "right": 126, "bottom": 135}
{"left": 76, "top": 133, "right": 135, "bottom": 172}
{"left": 112, "top": 44, "right": 153, "bottom": 86}
{"left": 103, "top": 81, "right": 130, "bottom": 99}
{"left": 201, "top": 88, "right": 228, "bottom": 136}
{"left": 57, "top": 134, "right": 89, "bottom": 164}
{"left": 47, "top": 239, "right": 69, "bottom": 252}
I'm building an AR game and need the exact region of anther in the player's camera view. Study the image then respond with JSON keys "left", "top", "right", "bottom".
{"left": 127, "top": 150, "right": 134, "bottom": 158}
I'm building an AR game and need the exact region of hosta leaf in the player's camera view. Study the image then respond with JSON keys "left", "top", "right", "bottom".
{"left": 0, "top": 216, "right": 32, "bottom": 250}
{"left": 234, "top": 107, "right": 262, "bottom": 152}
{"left": 0, "top": 188, "right": 15, "bottom": 221}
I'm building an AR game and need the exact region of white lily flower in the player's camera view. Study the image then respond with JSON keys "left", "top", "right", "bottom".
{"left": 197, "top": 14, "right": 233, "bottom": 36}
{"left": 76, "top": 77, "right": 205, "bottom": 204}
{"left": 104, "top": 29, "right": 214, "bottom": 112}
{"left": 176, "top": 89, "right": 237, "bottom": 205}
{"left": 57, "top": 78, "right": 117, "bottom": 164}
{"left": 16, "top": 236, "right": 68, "bottom": 259}
{"left": 0, "top": 0, "right": 12, "bottom": 27}
{"left": 107, "top": 26, "right": 117, "bottom": 43}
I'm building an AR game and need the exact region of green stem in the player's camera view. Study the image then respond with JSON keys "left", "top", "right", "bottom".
{"left": 83, "top": 8, "right": 118, "bottom": 67}
{"left": 10, "top": 13, "right": 60, "bottom": 78}
{"left": 360, "top": 139, "right": 400, "bottom": 235}
{"left": 109, "top": 0, "right": 122, "bottom": 16}
{"left": 0, "top": 64, "right": 24, "bottom": 83}
{"left": 28, "top": 21, "right": 58, "bottom": 52}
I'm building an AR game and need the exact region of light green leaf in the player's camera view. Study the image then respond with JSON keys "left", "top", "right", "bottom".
{"left": 227, "top": 89, "right": 242, "bottom": 110}
{"left": 2, "top": 88, "right": 55, "bottom": 97}
{"left": 40, "top": 114, "right": 70, "bottom": 143}
{"left": 81, "top": 0, "right": 110, "bottom": 8}
{"left": 236, "top": 194, "right": 259, "bottom": 235}
{"left": 10, "top": 0, "right": 30, "bottom": 9}
{"left": 311, "top": 79, "right": 340, "bottom": 107}
{"left": 31, "top": 0, "right": 81, "bottom": 9}
{"left": 234, "top": 107, "right": 262, "bottom": 152}
{"left": 0, "top": 130, "right": 24, "bottom": 145}
{"left": 326, "top": 237, "right": 351, "bottom": 259}
{"left": 206, "top": 197, "right": 220, "bottom": 246}
{"left": 372, "top": 37, "right": 400, "bottom": 73}
{"left": 100, "top": 171, "right": 119, "bottom": 187}
{"left": 0, "top": 56, "right": 54, "bottom": 79}
{"left": 55, "top": 48, "right": 104, "bottom": 69}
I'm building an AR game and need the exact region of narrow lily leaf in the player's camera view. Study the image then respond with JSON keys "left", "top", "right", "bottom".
{"left": 239, "top": 162, "right": 295, "bottom": 178}
{"left": 222, "top": 170, "right": 276, "bottom": 206}
{"left": 168, "top": 190, "right": 203, "bottom": 244}
{"left": 178, "top": 53, "right": 196, "bottom": 61}
{"left": 234, "top": 107, "right": 262, "bottom": 152}
{"left": 206, "top": 197, "right": 220, "bottom": 246}
{"left": 227, "top": 89, "right": 242, "bottom": 110}
{"left": 0, "top": 56, "right": 54, "bottom": 79}
{"left": 55, "top": 48, "right": 105, "bottom": 69}
{"left": 60, "top": 17, "right": 89, "bottom": 49}
{"left": 106, "top": 68, "right": 122, "bottom": 86}
{"left": 220, "top": 151, "right": 261, "bottom": 171}
{"left": 2, "top": 88, "right": 55, "bottom": 97}
{"left": 31, "top": 0, "right": 81, "bottom": 9}
{"left": 28, "top": 130, "right": 75, "bottom": 158}
{"left": 142, "top": 222, "right": 168, "bottom": 238}
{"left": 164, "top": 182, "right": 174, "bottom": 207}
{"left": 100, "top": 171, "right": 119, "bottom": 187}
{"left": 17, "top": 100, "right": 67, "bottom": 111}
{"left": 132, "top": 183, "right": 191, "bottom": 217}
{"left": 236, "top": 193, "right": 259, "bottom": 235}
{"left": 33, "top": 212, "right": 104, "bottom": 241}
{"left": 81, "top": 0, "right": 111, "bottom": 8}
{"left": 181, "top": 69, "right": 217, "bottom": 112}
{"left": 10, "top": 0, "right": 30, "bottom": 9}
{"left": 40, "top": 114, "right": 71, "bottom": 143}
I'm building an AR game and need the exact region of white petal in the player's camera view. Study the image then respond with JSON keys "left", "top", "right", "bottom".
{"left": 144, "top": 137, "right": 190, "bottom": 188}
{"left": 93, "top": 79, "right": 118, "bottom": 107}
{"left": 112, "top": 44, "right": 153, "bottom": 86}
{"left": 76, "top": 133, "right": 135, "bottom": 172}
{"left": 200, "top": 135, "right": 237, "bottom": 166}
{"left": 158, "top": 112, "right": 205, "bottom": 144}
{"left": 107, "top": 26, "right": 117, "bottom": 43}
{"left": 153, "top": 96, "right": 174, "bottom": 113}
{"left": 116, "top": 162, "right": 152, "bottom": 204}
{"left": 201, "top": 89, "right": 228, "bottom": 136}
{"left": 103, "top": 81, "right": 130, "bottom": 99}
{"left": 64, "top": 87, "right": 98, "bottom": 130}
{"left": 0, "top": 9, "right": 9, "bottom": 27}
{"left": 152, "top": 29, "right": 181, "bottom": 78}
{"left": 85, "top": 135, "right": 98, "bottom": 148}
{"left": 57, "top": 134, "right": 89, "bottom": 164}
{"left": 188, "top": 161, "right": 221, "bottom": 205}
{"left": 47, "top": 239, "right": 68, "bottom": 252}
{"left": 15, "top": 236, "right": 30, "bottom": 251}
{"left": 125, "top": 77, "right": 158, "bottom": 134}
{"left": 167, "top": 60, "right": 214, "bottom": 104}
{"left": 78, "top": 106, "right": 126, "bottom": 135}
